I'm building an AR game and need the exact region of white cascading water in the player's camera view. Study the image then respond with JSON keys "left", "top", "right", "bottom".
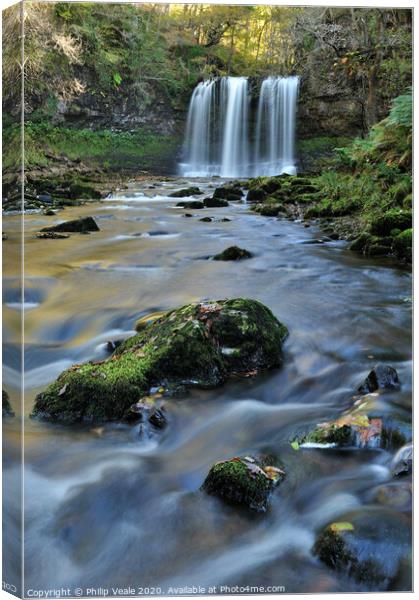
{"left": 220, "top": 77, "right": 249, "bottom": 177}
{"left": 254, "top": 76, "right": 299, "bottom": 176}
{"left": 181, "top": 79, "right": 217, "bottom": 177}
{"left": 179, "top": 75, "right": 299, "bottom": 178}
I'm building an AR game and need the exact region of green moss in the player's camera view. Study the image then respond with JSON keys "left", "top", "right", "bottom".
{"left": 259, "top": 204, "right": 283, "bottom": 217}
{"left": 393, "top": 228, "right": 412, "bottom": 262}
{"left": 16, "top": 123, "right": 181, "bottom": 172}
{"left": 32, "top": 299, "right": 288, "bottom": 423}
{"left": 202, "top": 456, "right": 285, "bottom": 512}
{"left": 305, "top": 424, "right": 353, "bottom": 445}
{"left": 369, "top": 209, "right": 412, "bottom": 236}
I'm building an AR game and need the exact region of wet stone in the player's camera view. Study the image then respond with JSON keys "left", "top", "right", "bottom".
{"left": 213, "top": 246, "right": 253, "bottom": 261}
{"left": 358, "top": 365, "right": 400, "bottom": 394}
{"left": 2, "top": 390, "right": 14, "bottom": 417}
{"left": 202, "top": 456, "right": 285, "bottom": 512}
{"left": 41, "top": 216, "right": 100, "bottom": 233}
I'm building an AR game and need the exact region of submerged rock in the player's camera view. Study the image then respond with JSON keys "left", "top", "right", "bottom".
{"left": 357, "top": 365, "right": 400, "bottom": 394}
{"left": 41, "top": 216, "right": 100, "bottom": 233}
{"left": 32, "top": 298, "right": 288, "bottom": 423}
{"left": 202, "top": 455, "right": 285, "bottom": 512}
{"left": 313, "top": 509, "right": 411, "bottom": 590}
{"left": 169, "top": 187, "right": 201, "bottom": 198}
{"left": 2, "top": 390, "right": 14, "bottom": 417}
{"left": 213, "top": 246, "right": 253, "bottom": 261}
{"left": 199, "top": 216, "right": 213, "bottom": 222}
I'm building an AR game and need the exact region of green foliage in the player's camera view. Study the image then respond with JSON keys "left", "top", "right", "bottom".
{"left": 387, "top": 89, "right": 412, "bottom": 128}
{"left": 19, "top": 123, "right": 180, "bottom": 172}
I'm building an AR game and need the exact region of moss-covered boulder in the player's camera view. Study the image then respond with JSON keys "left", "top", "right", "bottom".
{"left": 394, "top": 228, "right": 412, "bottom": 262}
{"left": 257, "top": 203, "right": 283, "bottom": 217}
{"left": 213, "top": 246, "right": 253, "bottom": 261}
{"left": 32, "top": 299, "right": 288, "bottom": 423}
{"left": 41, "top": 216, "right": 100, "bottom": 233}
{"left": 169, "top": 187, "right": 201, "bottom": 198}
{"left": 2, "top": 390, "right": 14, "bottom": 417}
{"left": 313, "top": 510, "right": 411, "bottom": 589}
{"left": 247, "top": 188, "right": 268, "bottom": 203}
{"left": 202, "top": 456, "right": 285, "bottom": 512}
{"left": 357, "top": 365, "right": 400, "bottom": 394}
{"left": 369, "top": 209, "right": 412, "bottom": 237}
{"left": 213, "top": 185, "right": 243, "bottom": 201}
{"left": 204, "top": 197, "right": 229, "bottom": 208}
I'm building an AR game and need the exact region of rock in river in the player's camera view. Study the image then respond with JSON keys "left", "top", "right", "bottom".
{"left": 31, "top": 298, "right": 288, "bottom": 423}
{"left": 313, "top": 509, "right": 412, "bottom": 590}
{"left": 202, "top": 456, "right": 285, "bottom": 512}
{"left": 169, "top": 187, "right": 202, "bottom": 198}
{"left": 3, "top": 390, "right": 14, "bottom": 417}
{"left": 296, "top": 409, "right": 410, "bottom": 450}
{"left": 204, "top": 197, "right": 229, "bottom": 208}
{"left": 357, "top": 365, "right": 400, "bottom": 394}
{"left": 213, "top": 246, "right": 253, "bottom": 261}
{"left": 41, "top": 216, "right": 100, "bottom": 233}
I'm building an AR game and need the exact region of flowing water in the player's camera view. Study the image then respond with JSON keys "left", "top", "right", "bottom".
{"left": 180, "top": 76, "right": 299, "bottom": 177}
{"left": 2, "top": 179, "right": 412, "bottom": 594}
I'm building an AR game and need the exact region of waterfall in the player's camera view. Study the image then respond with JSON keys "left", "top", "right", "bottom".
{"left": 179, "top": 75, "right": 299, "bottom": 178}
{"left": 254, "top": 76, "right": 299, "bottom": 176}
{"left": 181, "top": 80, "right": 216, "bottom": 177}
{"left": 220, "top": 77, "right": 249, "bottom": 177}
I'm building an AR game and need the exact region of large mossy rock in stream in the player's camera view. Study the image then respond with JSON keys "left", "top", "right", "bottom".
{"left": 41, "top": 216, "right": 100, "bottom": 233}
{"left": 31, "top": 299, "right": 288, "bottom": 423}
{"left": 313, "top": 509, "right": 412, "bottom": 590}
{"left": 2, "top": 390, "right": 14, "bottom": 417}
{"left": 169, "top": 187, "right": 202, "bottom": 198}
{"left": 202, "top": 456, "right": 285, "bottom": 512}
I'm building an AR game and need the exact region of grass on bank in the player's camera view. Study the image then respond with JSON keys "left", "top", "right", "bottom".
{"left": 3, "top": 122, "right": 181, "bottom": 173}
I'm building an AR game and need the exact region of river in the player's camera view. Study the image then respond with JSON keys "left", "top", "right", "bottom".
{"left": 2, "top": 177, "right": 412, "bottom": 594}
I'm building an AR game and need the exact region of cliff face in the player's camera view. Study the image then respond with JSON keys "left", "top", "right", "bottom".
{"left": 51, "top": 85, "right": 181, "bottom": 136}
